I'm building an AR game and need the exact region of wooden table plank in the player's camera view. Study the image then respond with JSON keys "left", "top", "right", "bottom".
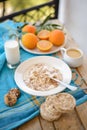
{"left": 77, "top": 55, "right": 87, "bottom": 85}
{"left": 18, "top": 117, "right": 42, "bottom": 130}
{"left": 73, "top": 73, "right": 87, "bottom": 129}
{"left": 76, "top": 102, "right": 87, "bottom": 130}
{"left": 54, "top": 110, "right": 84, "bottom": 130}
{"left": 72, "top": 70, "right": 87, "bottom": 129}
{"left": 39, "top": 116, "right": 55, "bottom": 130}
{"left": 64, "top": 29, "right": 87, "bottom": 130}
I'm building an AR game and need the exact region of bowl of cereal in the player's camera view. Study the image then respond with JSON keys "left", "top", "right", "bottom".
{"left": 14, "top": 56, "right": 72, "bottom": 96}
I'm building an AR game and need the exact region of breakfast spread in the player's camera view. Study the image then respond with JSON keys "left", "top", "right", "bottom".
{"left": 23, "top": 63, "right": 62, "bottom": 91}
{"left": 1, "top": 17, "right": 86, "bottom": 130}
{"left": 40, "top": 93, "right": 76, "bottom": 121}
{"left": 4, "top": 88, "right": 20, "bottom": 106}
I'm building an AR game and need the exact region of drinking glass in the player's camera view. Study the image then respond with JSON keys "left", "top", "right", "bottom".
{"left": 4, "top": 32, "right": 20, "bottom": 69}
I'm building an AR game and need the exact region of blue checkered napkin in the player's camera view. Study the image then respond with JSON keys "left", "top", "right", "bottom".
{"left": 0, "top": 20, "right": 87, "bottom": 130}
{"left": 0, "top": 95, "right": 45, "bottom": 130}
{"left": 0, "top": 49, "right": 46, "bottom": 130}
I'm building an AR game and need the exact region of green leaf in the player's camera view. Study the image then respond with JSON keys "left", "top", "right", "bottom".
{"left": 40, "top": 13, "right": 53, "bottom": 26}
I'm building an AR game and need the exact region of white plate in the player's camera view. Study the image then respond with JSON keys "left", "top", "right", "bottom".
{"left": 20, "top": 34, "right": 67, "bottom": 55}
{"left": 14, "top": 56, "right": 72, "bottom": 96}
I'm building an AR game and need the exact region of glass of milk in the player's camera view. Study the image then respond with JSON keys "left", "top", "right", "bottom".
{"left": 4, "top": 40, "right": 20, "bottom": 69}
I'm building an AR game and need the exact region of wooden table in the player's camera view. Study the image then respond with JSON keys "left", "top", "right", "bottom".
{"left": 15, "top": 20, "right": 87, "bottom": 130}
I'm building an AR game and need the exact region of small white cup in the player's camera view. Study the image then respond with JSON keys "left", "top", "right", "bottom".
{"left": 60, "top": 47, "right": 83, "bottom": 68}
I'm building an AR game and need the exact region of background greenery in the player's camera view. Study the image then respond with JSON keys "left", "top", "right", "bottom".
{"left": 8, "top": 0, "right": 49, "bottom": 12}
{"left": 0, "top": 0, "right": 54, "bottom": 22}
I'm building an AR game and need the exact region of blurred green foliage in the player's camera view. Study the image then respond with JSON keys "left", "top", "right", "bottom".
{"left": 8, "top": 0, "right": 54, "bottom": 23}
{"left": 0, "top": 0, "right": 55, "bottom": 23}
{"left": 9, "top": 0, "right": 50, "bottom": 12}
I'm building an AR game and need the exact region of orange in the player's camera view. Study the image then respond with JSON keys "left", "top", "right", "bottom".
{"left": 37, "top": 30, "right": 50, "bottom": 40}
{"left": 37, "top": 40, "right": 53, "bottom": 52}
{"left": 22, "top": 25, "right": 36, "bottom": 34}
{"left": 49, "top": 29, "right": 65, "bottom": 46}
{"left": 22, "top": 33, "right": 38, "bottom": 49}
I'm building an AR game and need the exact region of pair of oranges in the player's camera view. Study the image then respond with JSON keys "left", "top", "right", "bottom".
{"left": 22, "top": 25, "right": 65, "bottom": 52}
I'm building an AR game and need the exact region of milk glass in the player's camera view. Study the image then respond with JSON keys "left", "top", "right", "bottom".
{"left": 4, "top": 40, "right": 20, "bottom": 69}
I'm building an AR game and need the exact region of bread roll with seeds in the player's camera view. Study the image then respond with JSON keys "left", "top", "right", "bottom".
{"left": 46, "top": 93, "right": 76, "bottom": 113}
{"left": 40, "top": 103, "right": 62, "bottom": 121}
{"left": 54, "top": 93, "right": 76, "bottom": 113}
